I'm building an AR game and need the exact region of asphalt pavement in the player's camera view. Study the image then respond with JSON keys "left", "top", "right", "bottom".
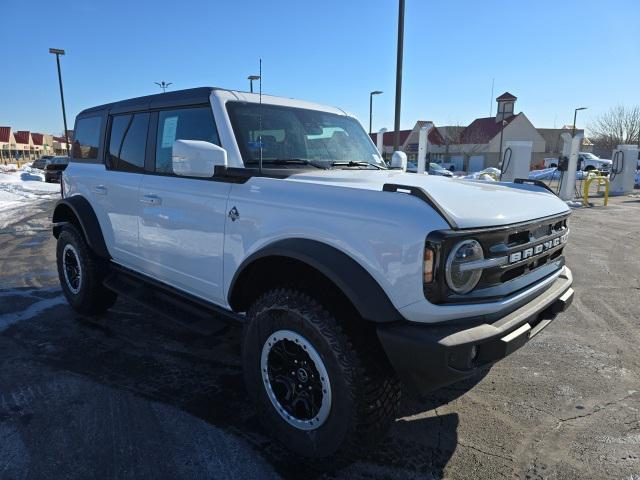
{"left": 0, "top": 193, "right": 639, "bottom": 479}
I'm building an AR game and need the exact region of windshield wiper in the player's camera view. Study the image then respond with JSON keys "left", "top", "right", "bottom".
{"left": 331, "top": 161, "right": 386, "bottom": 170}
{"left": 253, "top": 159, "right": 327, "bottom": 169}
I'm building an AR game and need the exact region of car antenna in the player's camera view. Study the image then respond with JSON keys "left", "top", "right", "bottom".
{"left": 258, "top": 58, "right": 263, "bottom": 176}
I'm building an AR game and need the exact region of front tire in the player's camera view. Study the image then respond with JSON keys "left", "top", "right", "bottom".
{"left": 242, "top": 288, "right": 401, "bottom": 460}
{"left": 56, "top": 225, "right": 117, "bottom": 315}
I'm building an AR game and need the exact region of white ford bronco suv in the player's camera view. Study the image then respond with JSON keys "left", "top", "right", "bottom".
{"left": 52, "top": 87, "right": 574, "bottom": 459}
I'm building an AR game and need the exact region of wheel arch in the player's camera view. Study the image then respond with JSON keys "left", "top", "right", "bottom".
{"left": 228, "top": 239, "right": 403, "bottom": 323}
{"left": 52, "top": 196, "right": 110, "bottom": 259}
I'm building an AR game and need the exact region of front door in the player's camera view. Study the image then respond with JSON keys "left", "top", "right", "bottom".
{"left": 137, "top": 106, "right": 231, "bottom": 305}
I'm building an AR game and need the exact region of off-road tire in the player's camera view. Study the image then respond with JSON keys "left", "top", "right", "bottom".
{"left": 242, "top": 288, "right": 401, "bottom": 461}
{"left": 56, "top": 224, "right": 117, "bottom": 315}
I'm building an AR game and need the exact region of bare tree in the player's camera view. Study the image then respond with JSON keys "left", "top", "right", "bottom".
{"left": 437, "top": 124, "right": 488, "bottom": 170}
{"left": 588, "top": 104, "right": 640, "bottom": 156}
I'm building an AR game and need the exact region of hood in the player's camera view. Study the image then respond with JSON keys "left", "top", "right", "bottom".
{"left": 286, "top": 170, "right": 569, "bottom": 229}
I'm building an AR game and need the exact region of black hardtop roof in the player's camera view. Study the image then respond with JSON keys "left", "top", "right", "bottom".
{"left": 78, "top": 87, "right": 217, "bottom": 116}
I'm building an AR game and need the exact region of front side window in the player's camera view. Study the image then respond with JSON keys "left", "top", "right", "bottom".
{"left": 226, "top": 102, "right": 381, "bottom": 168}
{"left": 155, "top": 107, "right": 219, "bottom": 174}
{"left": 72, "top": 116, "right": 102, "bottom": 161}
{"left": 108, "top": 113, "right": 149, "bottom": 172}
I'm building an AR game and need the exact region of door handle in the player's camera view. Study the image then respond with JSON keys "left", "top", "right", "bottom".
{"left": 92, "top": 185, "right": 107, "bottom": 195}
{"left": 140, "top": 194, "right": 162, "bottom": 205}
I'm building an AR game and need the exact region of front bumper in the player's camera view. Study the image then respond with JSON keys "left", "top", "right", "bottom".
{"left": 377, "top": 267, "right": 573, "bottom": 395}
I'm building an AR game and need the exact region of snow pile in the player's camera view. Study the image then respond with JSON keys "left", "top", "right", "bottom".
{"left": 0, "top": 163, "right": 19, "bottom": 173}
{"left": 0, "top": 164, "right": 60, "bottom": 229}
{"left": 461, "top": 167, "right": 500, "bottom": 181}
{"left": 528, "top": 168, "right": 597, "bottom": 181}
{"left": 529, "top": 167, "right": 560, "bottom": 181}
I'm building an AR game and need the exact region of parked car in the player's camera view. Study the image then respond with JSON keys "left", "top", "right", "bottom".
{"left": 544, "top": 152, "right": 612, "bottom": 172}
{"left": 52, "top": 87, "right": 574, "bottom": 460}
{"left": 429, "top": 162, "right": 454, "bottom": 177}
{"left": 31, "top": 155, "right": 54, "bottom": 170}
{"left": 405, "top": 162, "right": 454, "bottom": 176}
{"left": 44, "top": 156, "right": 69, "bottom": 182}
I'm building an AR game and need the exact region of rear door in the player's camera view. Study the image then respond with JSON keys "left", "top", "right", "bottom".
{"left": 138, "top": 106, "right": 231, "bottom": 305}
{"left": 92, "top": 112, "right": 149, "bottom": 269}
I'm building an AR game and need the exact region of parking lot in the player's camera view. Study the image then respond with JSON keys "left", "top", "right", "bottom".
{"left": 1, "top": 193, "right": 639, "bottom": 479}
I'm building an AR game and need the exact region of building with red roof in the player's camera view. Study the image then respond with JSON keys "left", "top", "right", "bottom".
{"left": 373, "top": 93, "right": 551, "bottom": 172}
{"left": 0, "top": 127, "right": 67, "bottom": 164}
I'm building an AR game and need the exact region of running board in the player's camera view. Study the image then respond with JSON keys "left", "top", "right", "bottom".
{"left": 103, "top": 265, "right": 243, "bottom": 335}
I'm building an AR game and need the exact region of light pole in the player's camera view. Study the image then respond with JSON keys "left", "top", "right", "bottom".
{"left": 369, "top": 91, "right": 383, "bottom": 135}
{"left": 248, "top": 75, "right": 260, "bottom": 93}
{"left": 393, "top": 0, "right": 405, "bottom": 152}
{"left": 571, "top": 107, "right": 587, "bottom": 137}
{"left": 49, "top": 48, "right": 69, "bottom": 154}
{"left": 498, "top": 119, "right": 508, "bottom": 169}
{"left": 155, "top": 81, "right": 172, "bottom": 93}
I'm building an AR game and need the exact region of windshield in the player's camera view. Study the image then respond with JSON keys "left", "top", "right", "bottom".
{"left": 226, "top": 102, "right": 383, "bottom": 168}
{"left": 430, "top": 163, "right": 446, "bottom": 170}
{"left": 580, "top": 153, "right": 598, "bottom": 160}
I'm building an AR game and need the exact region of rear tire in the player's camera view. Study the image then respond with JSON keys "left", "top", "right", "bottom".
{"left": 56, "top": 224, "right": 117, "bottom": 315}
{"left": 242, "top": 288, "right": 401, "bottom": 461}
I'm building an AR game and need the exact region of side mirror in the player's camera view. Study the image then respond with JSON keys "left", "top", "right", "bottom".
{"left": 390, "top": 151, "right": 408, "bottom": 171}
{"left": 172, "top": 140, "right": 227, "bottom": 177}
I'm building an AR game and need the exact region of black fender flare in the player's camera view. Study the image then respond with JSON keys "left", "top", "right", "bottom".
{"left": 52, "top": 196, "right": 110, "bottom": 259}
{"left": 228, "top": 239, "right": 403, "bottom": 323}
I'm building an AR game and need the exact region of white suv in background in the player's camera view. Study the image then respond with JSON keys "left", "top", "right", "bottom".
{"left": 545, "top": 152, "right": 612, "bottom": 172}
{"left": 52, "top": 87, "right": 574, "bottom": 460}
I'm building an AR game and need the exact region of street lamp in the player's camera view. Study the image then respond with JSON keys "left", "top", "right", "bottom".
{"left": 572, "top": 107, "right": 587, "bottom": 137}
{"left": 497, "top": 119, "right": 508, "bottom": 170}
{"left": 49, "top": 48, "right": 69, "bottom": 154}
{"left": 155, "top": 81, "right": 172, "bottom": 93}
{"left": 393, "top": 0, "right": 405, "bottom": 151}
{"left": 248, "top": 75, "right": 261, "bottom": 93}
{"left": 369, "top": 91, "right": 383, "bottom": 135}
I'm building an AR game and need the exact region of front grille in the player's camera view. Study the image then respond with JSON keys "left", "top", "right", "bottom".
{"left": 425, "top": 213, "right": 569, "bottom": 304}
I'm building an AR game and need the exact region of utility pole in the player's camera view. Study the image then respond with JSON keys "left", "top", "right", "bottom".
{"left": 393, "top": 0, "right": 405, "bottom": 152}
{"left": 155, "top": 81, "right": 172, "bottom": 93}
{"left": 49, "top": 48, "right": 70, "bottom": 154}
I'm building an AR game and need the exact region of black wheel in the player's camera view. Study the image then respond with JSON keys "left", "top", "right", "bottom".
{"left": 550, "top": 163, "right": 557, "bottom": 168}
{"left": 56, "top": 224, "right": 117, "bottom": 315}
{"left": 242, "top": 288, "right": 401, "bottom": 460}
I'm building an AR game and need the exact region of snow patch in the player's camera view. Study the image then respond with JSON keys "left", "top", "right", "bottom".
{"left": 0, "top": 294, "right": 67, "bottom": 332}
{"left": 0, "top": 165, "right": 60, "bottom": 228}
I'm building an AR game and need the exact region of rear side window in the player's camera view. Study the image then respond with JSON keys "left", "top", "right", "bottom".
{"left": 72, "top": 116, "right": 102, "bottom": 161}
{"left": 108, "top": 113, "right": 149, "bottom": 173}
{"left": 155, "top": 107, "right": 219, "bottom": 174}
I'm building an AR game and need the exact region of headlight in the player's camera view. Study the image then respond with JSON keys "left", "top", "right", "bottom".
{"left": 445, "top": 239, "right": 484, "bottom": 294}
